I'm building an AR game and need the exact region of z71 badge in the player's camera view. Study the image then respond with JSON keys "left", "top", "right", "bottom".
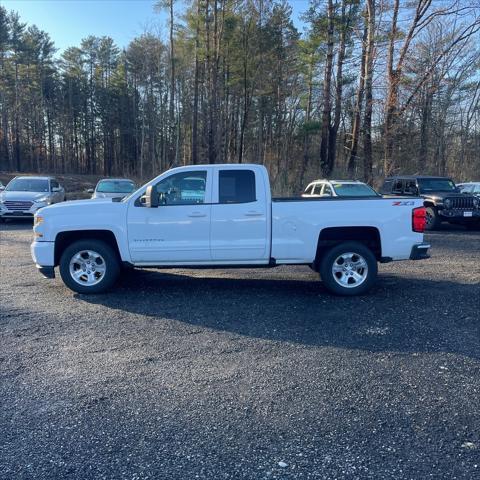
{"left": 392, "top": 201, "right": 415, "bottom": 206}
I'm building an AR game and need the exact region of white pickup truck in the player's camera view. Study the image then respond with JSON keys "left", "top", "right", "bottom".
{"left": 31, "top": 164, "right": 430, "bottom": 296}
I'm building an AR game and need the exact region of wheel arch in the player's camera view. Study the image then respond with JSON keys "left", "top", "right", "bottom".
{"left": 54, "top": 230, "right": 122, "bottom": 266}
{"left": 314, "top": 227, "right": 382, "bottom": 270}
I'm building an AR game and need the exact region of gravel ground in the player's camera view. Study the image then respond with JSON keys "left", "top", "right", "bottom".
{"left": 0, "top": 221, "right": 479, "bottom": 480}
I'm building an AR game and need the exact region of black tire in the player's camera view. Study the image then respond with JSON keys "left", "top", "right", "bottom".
{"left": 319, "top": 241, "right": 378, "bottom": 296}
{"left": 59, "top": 239, "right": 120, "bottom": 294}
{"left": 425, "top": 206, "right": 440, "bottom": 230}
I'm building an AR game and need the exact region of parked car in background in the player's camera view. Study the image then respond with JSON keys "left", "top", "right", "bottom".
{"left": 31, "top": 164, "right": 429, "bottom": 296}
{"left": 0, "top": 176, "right": 65, "bottom": 221}
{"left": 457, "top": 182, "right": 480, "bottom": 197}
{"left": 380, "top": 175, "right": 480, "bottom": 230}
{"left": 303, "top": 180, "right": 379, "bottom": 198}
{"left": 88, "top": 178, "right": 136, "bottom": 200}
{"left": 0, "top": 181, "right": 4, "bottom": 190}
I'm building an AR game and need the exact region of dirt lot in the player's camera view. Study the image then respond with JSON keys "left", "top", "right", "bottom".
{"left": 0, "top": 221, "right": 479, "bottom": 479}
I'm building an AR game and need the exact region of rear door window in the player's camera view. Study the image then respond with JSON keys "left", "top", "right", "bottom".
{"left": 322, "top": 185, "right": 333, "bottom": 196}
{"left": 381, "top": 179, "right": 393, "bottom": 194}
{"left": 219, "top": 170, "right": 256, "bottom": 203}
{"left": 404, "top": 180, "right": 417, "bottom": 195}
{"left": 392, "top": 180, "right": 404, "bottom": 194}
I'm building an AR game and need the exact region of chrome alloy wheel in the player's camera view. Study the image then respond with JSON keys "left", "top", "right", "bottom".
{"left": 331, "top": 252, "right": 369, "bottom": 288}
{"left": 69, "top": 250, "right": 107, "bottom": 286}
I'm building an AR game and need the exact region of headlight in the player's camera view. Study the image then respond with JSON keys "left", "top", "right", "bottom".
{"left": 34, "top": 215, "right": 44, "bottom": 227}
{"left": 34, "top": 197, "right": 50, "bottom": 203}
{"left": 474, "top": 197, "right": 479, "bottom": 208}
{"left": 444, "top": 198, "right": 452, "bottom": 209}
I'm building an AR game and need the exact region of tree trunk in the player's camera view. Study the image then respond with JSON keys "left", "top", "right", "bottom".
{"left": 363, "top": 0, "right": 375, "bottom": 184}
{"left": 320, "top": 0, "right": 334, "bottom": 176}
{"left": 347, "top": 22, "right": 368, "bottom": 175}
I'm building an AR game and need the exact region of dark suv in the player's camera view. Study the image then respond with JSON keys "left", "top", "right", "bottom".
{"left": 380, "top": 176, "right": 480, "bottom": 230}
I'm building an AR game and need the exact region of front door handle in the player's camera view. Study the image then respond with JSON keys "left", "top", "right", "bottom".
{"left": 244, "top": 211, "right": 263, "bottom": 217}
{"left": 188, "top": 212, "right": 207, "bottom": 218}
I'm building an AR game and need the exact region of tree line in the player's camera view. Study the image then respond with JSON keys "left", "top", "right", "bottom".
{"left": 0, "top": 0, "right": 479, "bottom": 193}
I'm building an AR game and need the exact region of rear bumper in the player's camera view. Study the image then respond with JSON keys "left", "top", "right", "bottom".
{"left": 410, "top": 242, "right": 431, "bottom": 260}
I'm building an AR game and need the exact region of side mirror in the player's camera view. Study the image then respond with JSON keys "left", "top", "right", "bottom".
{"left": 52, "top": 187, "right": 61, "bottom": 192}
{"left": 145, "top": 185, "right": 159, "bottom": 208}
{"left": 0, "top": 185, "right": 5, "bottom": 191}
{"left": 86, "top": 188, "right": 94, "bottom": 194}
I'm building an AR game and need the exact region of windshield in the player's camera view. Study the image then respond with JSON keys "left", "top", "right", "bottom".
{"left": 418, "top": 178, "right": 457, "bottom": 193}
{"left": 6, "top": 178, "right": 49, "bottom": 192}
{"left": 332, "top": 183, "right": 379, "bottom": 196}
{"left": 96, "top": 180, "right": 135, "bottom": 193}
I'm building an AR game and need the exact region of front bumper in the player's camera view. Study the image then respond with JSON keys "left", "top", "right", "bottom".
{"left": 410, "top": 242, "right": 431, "bottom": 260}
{"left": 31, "top": 240, "right": 55, "bottom": 270}
{"left": 0, "top": 203, "right": 47, "bottom": 218}
{"left": 439, "top": 209, "right": 480, "bottom": 219}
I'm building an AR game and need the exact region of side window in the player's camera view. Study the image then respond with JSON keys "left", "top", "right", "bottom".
{"left": 219, "top": 170, "right": 256, "bottom": 203}
{"left": 392, "top": 180, "right": 403, "bottom": 194}
{"left": 50, "top": 180, "right": 59, "bottom": 190}
{"left": 474, "top": 185, "right": 480, "bottom": 194}
{"left": 313, "top": 184, "right": 322, "bottom": 195}
{"left": 322, "top": 185, "right": 333, "bottom": 196}
{"left": 304, "top": 185, "right": 313, "bottom": 195}
{"left": 154, "top": 171, "right": 207, "bottom": 205}
{"left": 381, "top": 179, "right": 393, "bottom": 194}
{"left": 404, "top": 180, "right": 417, "bottom": 195}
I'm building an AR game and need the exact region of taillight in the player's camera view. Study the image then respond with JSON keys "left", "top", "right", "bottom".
{"left": 412, "top": 206, "right": 426, "bottom": 233}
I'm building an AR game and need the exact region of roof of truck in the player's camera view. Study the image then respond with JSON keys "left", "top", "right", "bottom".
{"left": 12, "top": 175, "right": 56, "bottom": 180}
{"left": 384, "top": 175, "right": 453, "bottom": 180}
{"left": 308, "top": 179, "right": 364, "bottom": 184}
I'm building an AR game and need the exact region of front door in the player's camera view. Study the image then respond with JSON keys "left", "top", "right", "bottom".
{"left": 127, "top": 170, "right": 212, "bottom": 263}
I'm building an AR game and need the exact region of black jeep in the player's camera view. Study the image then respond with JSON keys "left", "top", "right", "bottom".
{"left": 380, "top": 176, "right": 480, "bottom": 230}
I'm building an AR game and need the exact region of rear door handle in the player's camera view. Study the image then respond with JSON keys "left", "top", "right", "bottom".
{"left": 244, "top": 211, "right": 263, "bottom": 217}
{"left": 188, "top": 212, "right": 207, "bottom": 218}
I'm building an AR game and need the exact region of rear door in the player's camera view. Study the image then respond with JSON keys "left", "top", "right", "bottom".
{"left": 210, "top": 167, "right": 269, "bottom": 262}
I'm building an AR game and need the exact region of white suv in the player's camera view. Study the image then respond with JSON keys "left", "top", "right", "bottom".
{"left": 0, "top": 176, "right": 65, "bottom": 221}
{"left": 303, "top": 179, "right": 379, "bottom": 198}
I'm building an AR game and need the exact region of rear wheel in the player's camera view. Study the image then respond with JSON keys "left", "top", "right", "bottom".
{"left": 59, "top": 239, "right": 120, "bottom": 294}
{"left": 319, "top": 241, "right": 377, "bottom": 296}
{"left": 425, "top": 206, "right": 440, "bottom": 230}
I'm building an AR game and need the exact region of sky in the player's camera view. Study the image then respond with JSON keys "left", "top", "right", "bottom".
{"left": 1, "top": 0, "right": 310, "bottom": 54}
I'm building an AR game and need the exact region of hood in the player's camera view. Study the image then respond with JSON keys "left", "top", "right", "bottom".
{"left": 0, "top": 191, "right": 51, "bottom": 202}
{"left": 42, "top": 198, "right": 114, "bottom": 212}
{"left": 93, "top": 192, "right": 126, "bottom": 199}
{"left": 420, "top": 191, "right": 469, "bottom": 200}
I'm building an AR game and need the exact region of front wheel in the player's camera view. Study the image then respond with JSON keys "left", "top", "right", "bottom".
{"left": 319, "top": 242, "right": 378, "bottom": 296}
{"left": 59, "top": 239, "right": 120, "bottom": 294}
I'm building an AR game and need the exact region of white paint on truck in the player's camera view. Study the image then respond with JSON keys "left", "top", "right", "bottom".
{"left": 31, "top": 164, "right": 430, "bottom": 296}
